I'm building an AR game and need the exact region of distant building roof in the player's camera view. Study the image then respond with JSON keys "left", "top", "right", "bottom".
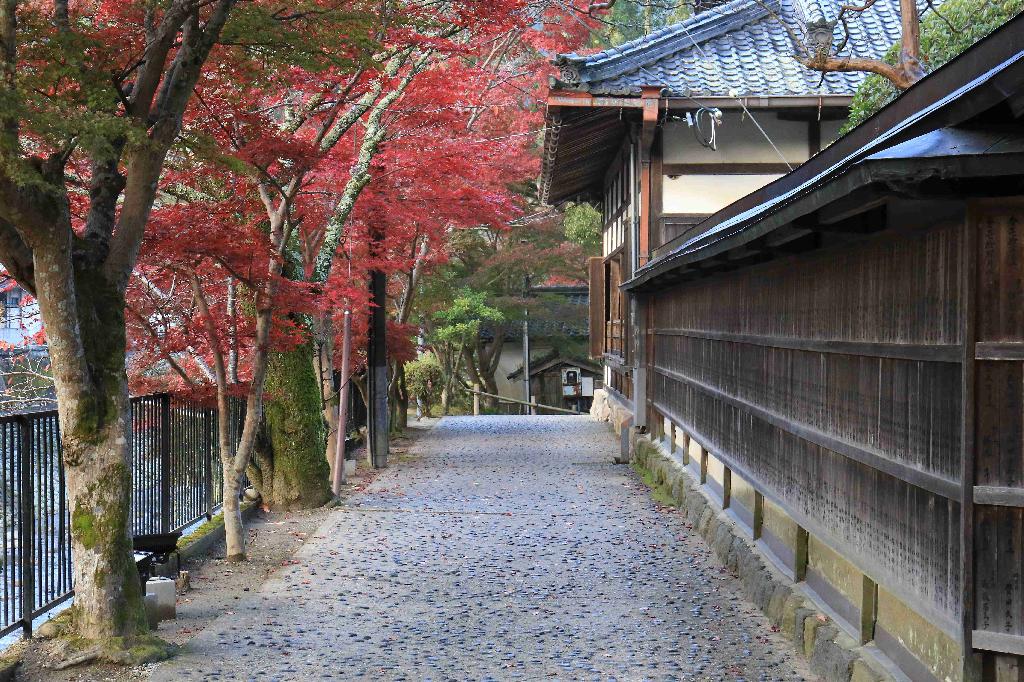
{"left": 551, "top": 0, "right": 917, "bottom": 98}
{"left": 507, "top": 352, "right": 602, "bottom": 381}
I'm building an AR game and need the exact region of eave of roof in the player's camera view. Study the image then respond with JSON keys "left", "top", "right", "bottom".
{"left": 623, "top": 11, "right": 1024, "bottom": 292}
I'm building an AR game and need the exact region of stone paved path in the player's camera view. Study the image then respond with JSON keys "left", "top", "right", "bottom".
{"left": 151, "top": 416, "right": 810, "bottom": 681}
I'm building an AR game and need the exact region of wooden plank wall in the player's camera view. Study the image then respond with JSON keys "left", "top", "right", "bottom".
{"left": 649, "top": 218, "right": 967, "bottom": 637}
{"left": 971, "top": 199, "right": 1024, "bottom": 660}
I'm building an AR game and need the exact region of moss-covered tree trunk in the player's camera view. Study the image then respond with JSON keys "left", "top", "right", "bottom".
{"left": 252, "top": 342, "right": 332, "bottom": 510}
{"left": 36, "top": 257, "right": 147, "bottom": 640}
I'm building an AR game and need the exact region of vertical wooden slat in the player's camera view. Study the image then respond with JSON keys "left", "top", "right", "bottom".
{"left": 795, "top": 527, "right": 809, "bottom": 582}
{"left": 861, "top": 575, "right": 879, "bottom": 645}
{"left": 723, "top": 466, "right": 732, "bottom": 509}
{"left": 700, "top": 447, "right": 708, "bottom": 485}
{"left": 753, "top": 491, "right": 764, "bottom": 540}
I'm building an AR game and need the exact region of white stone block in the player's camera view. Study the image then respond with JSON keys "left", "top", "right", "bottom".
{"left": 146, "top": 577, "right": 176, "bottom": 621}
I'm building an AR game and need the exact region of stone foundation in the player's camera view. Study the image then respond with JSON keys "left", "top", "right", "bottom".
{"left": 631, "top": 436, "right": 895, "bottom": 682}
{"left": 590, "top": 389, "right": 634, "bottom": 463}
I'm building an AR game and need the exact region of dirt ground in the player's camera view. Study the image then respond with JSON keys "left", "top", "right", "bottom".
{"left": 9, "top": 425, "right": 429, "bottom": 682}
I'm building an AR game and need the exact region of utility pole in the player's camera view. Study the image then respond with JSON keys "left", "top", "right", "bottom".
{"left": 367, "top": 230, "right": 389, "bottom": 469}
{"left": 521, "top": 272, "right": 531, "bottom": 415}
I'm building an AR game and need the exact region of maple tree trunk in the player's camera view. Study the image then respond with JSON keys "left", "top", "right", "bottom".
{"left": 463, "top": 346, "right": 500, "bottom": 410}
{"left": 387, "top": 363, "right": 409, "bottom": 433}
{"left": 222, "top": 462, "right": 245, "bottom": 561}
{"left": 311, "top": 314, "right": 340, "bottom": 475}
{"left": 441, "top": 386, "right": 451, "bottom": 416}
{"left": 35, "top": 253, "right": 146, "bottom": 640}
{"left": 396, "top": 364, "right": 409, "bottom": 431}
{"left": 258, "top": 343, "right": 332, "bottom": 510}
{"left": 213, "top": 383, "right": 246, "bottom": 562}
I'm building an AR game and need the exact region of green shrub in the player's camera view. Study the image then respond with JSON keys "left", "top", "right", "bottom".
{"left": 405, "top": 355, "right": 445, "bottom": 417}
{"left": 563, "top": 201, "right": 602, "bottom": 253}
{"left": 844, "top": 0, "right": 1024, "bottom": 131}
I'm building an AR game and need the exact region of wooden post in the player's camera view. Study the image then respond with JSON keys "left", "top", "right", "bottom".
{"left": 723, "top": 466, "right": 732, "bottom": 509}
{"left": 669, "top": 422, "right": 676, "bottom": 453}
{"left": 18, "top": 415, "right": 34, "bottom": 637}
{"left": 160, "top": 394, "right": 172, "bottom": 533}
{"left": 753, "top": 492, "right": 764, "bottom": 540}
{"left": 960, "top": 204, "right": 979, "bottom": 677}
{"left": 700, "top": 447, "right": 708, "bottom": 485}
{"left": 203, "top": 409, "right": 214, "bottom": 519}
{"left": 473, "top": 383, "right": 480, "bottom": 416}
{"left": 861, "top": 575, "right": 878, "bottom": 645}
{"left": 795, "top": 526, "right": 809, "bottom": 582}
{"left": 332, "top": 309, "right": 353, "bottom": 494}
{"left": 682, "top": 432, "right": 691, "bottom": 465}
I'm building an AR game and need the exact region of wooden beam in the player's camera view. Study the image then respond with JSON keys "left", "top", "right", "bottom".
{"left": 974, "top": 486, "right": 1024, "bottom": 507}
{"left": 652, "top": 365, "right": 963, "bottom": 500}
{"left": 651, "top": 129, "right": 663, "bottom": 249}
{"left": 960, "top": 204, "right": 979, "bottom": 663}
{"left": 975, "top": 342, "right": 1024, "bottom": 360}
{"left": 973, "top": 631, "right": 1024, "bottom": 657}
{"left": 651, "top": 327, "right": 961, "bottom": 363}
{"left": 817, "top": 195, "right": 889, "bottom": 226}
{"left": 637, "top": 88, "right": 660, "bottom": 267}
{"left": 764, "top": 226, "right": 813, "bottom": 248}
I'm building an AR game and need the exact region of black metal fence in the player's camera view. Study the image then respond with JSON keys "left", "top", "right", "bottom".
{"left": 0, "top": 394, "right": 243, "bottom": 639}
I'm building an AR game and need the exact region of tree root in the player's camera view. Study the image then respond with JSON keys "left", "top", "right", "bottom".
{"left": 45, "top": 633, "right": 176, "bottom": 669}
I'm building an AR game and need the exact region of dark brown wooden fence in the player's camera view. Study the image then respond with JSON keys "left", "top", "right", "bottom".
{"left": 643, "top": 200, "right": 1024, "bottom": 666}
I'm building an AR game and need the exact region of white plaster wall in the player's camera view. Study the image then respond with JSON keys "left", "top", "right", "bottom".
{"left": 662, "top": 174, "right": 783, "bottom": 215}
{"left": 493, "top": 342, "right": 554, "bottom": 400}
{"left": 662, "top": 112, "right": 809, "bottom": 165}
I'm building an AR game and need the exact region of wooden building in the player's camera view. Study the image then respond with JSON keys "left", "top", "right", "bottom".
{"left": 543, "top": 0, "right": 910, "bottom": 416}
{"left": 542, "top": 2, "right": 1024, "bottom": 680}
{"left": 507, "top": 353, "right": 602, "bottom": 414}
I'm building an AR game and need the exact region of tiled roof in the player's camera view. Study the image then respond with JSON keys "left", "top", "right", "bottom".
{"left": 552, "top": 0, "right": 925, "bottom": 98}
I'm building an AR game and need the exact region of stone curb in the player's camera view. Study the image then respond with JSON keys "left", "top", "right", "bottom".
{"left": 631, "top": 437, "right": 893, "bottom": 682}
{"left": 155, "top": 503, "right": 259, "bottom": 578}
